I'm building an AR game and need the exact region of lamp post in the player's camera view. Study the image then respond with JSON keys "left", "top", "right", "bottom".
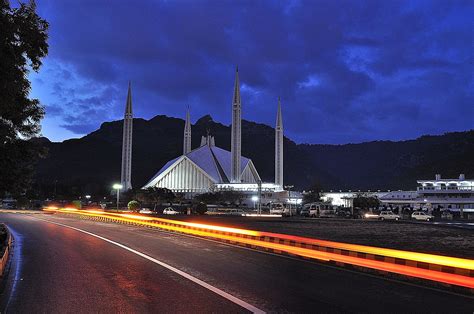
{"left": 113, "top": 184, "right": 123, "bottom": 210}
{"left": 285, "top": 185, "right": 294, "bottom": 216}
{"left": 251, "top": 195, "right": 258, "bottom": 210}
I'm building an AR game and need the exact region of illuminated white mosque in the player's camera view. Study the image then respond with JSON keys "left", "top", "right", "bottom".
{"left": 120, "top": 68, "right": 285, "bottom": 197}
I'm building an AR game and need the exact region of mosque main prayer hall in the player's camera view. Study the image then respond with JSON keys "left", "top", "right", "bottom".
{"left": 119, "top": 68, "right": 289, "bottom": 202}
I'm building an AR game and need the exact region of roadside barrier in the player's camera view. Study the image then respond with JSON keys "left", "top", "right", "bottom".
{"left": 43, "top": 207, "right": 474, "bottom": 293}
{"left": 0, "top": 224, "right": 12, "bottom": 277}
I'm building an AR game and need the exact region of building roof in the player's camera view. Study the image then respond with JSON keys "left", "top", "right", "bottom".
{"left": 144, "top": 144, "right": 254, "bottom": 187}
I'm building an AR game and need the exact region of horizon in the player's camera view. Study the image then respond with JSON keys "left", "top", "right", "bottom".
{"left": 28, "top": 0, "right": 473, "bottom": 144}
{"left": 40, "top": 111, "right": 474, "bottom": 146}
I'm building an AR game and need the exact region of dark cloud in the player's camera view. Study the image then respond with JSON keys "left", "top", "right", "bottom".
{"left": 34, "top": 0, "right": 473, "bottom": 143}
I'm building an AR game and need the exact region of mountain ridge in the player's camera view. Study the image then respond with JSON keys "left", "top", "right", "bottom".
{"left": 34, "top": 114, "right": 474, "bottom": 196}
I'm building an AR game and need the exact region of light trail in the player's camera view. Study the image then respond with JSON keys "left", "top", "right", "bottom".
{"left": 42, "top": 207, "right": 474, "bottom": 288}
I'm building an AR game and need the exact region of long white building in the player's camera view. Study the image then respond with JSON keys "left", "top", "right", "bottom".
{"left": 321, "top": 174, "right": 474, "bottom": 214}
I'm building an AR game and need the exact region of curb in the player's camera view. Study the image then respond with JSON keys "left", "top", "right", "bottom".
{"left": 0, "top": 224, "right": 12, "bottom": 277}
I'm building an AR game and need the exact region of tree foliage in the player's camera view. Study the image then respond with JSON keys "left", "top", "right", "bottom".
{"left": 303, "top": 182, "right": 322, "bottom": 204}
{"left": 195, "top": 202, "right": 207, "bottom": 215}
{"left": 195, "top": 190, "right": 244, "bottom": 205}
{"left": 0, "top": 0, "right": 49, "bottom": 196}
{"left": 135, "top": 187, "right": 175, "bottom": 209}
{"left": 352, "top": 192, "right": 380, "bottom": 209}
{"left": 127, "top": 200, "right": 140, "bottom": 212}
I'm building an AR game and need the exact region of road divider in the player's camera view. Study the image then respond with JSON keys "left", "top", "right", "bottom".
{"left": 0, "top": 224, "right": 12, "bottom": 277}
{"left": 43, "top": 207, "right": 474, "bottom": 291}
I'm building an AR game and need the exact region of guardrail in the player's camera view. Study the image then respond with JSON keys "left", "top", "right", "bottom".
{"left": 43, "top": 207, "right": 474, "bottom": 292}
{"left": 0, "top": 224, "right": 12, "bottom": 276}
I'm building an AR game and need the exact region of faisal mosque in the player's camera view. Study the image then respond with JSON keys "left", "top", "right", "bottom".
{"left": 119, "top": 68, "right": 285, "bottom": 198}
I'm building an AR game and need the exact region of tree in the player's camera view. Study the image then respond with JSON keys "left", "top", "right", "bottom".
{"left": 0, "top": 1, "right": 49, "bottom": 196}
{"left": 219, "top": 190, "right": 244, "bottom": 206}
{"left": 127, "top": 200, "right": 140, "bottom": 212}
{"left": 195, "top": 202, "right": 207, "bottom": 215}
{"left": 353, "top": 192, "right": 380, "bottom": 210}
{"left": 303, "top": 182, "right": 322, "bottom": 204}
{"left": 135, "top": 187, "right": 175, "bottom": 210}
{"left": 195, "top": 192, "right": 219, "bottom": 204}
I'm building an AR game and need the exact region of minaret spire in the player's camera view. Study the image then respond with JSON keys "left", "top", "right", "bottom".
{"left": 231, "top": 66, "right": 242, "bottom": 183}
{"left": 121, "top": 82, "right": 133, "bottom": 190}
{"left": 275, "top": 97, "right": 283, "bottom": 190}
{"left": 183, "top": 106, "right": 192, "bottom": 155}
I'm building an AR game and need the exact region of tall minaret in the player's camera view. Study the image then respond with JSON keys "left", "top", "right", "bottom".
{"left": 120, "top": 82, "right": 133, "bottom": 190}
{"left": 275, "top": 97, "right": 283, "bottom": 190}
{"left": 183, "top": 106, "right": 191, "bottom": 155}
{"left": 231, "top": 67, "right": 242, "bottom": 183}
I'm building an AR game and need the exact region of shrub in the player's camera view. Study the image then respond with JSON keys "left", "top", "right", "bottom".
{"left": 71, "top": 200, "right": 82, "bottom": 209}
{"left": 128, "top": 200, "right": 140, "bottom": 212}
{"left": 195, "top": 202, "right": 207, "bottom": 215}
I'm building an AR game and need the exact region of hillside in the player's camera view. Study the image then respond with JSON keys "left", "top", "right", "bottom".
{"left": 34, "top": 115, "right": 474, "bottom": 196}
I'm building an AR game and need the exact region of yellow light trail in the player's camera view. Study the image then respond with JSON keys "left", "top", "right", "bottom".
{"left": 42, "top": 207, "right": 474, "bottom": 288}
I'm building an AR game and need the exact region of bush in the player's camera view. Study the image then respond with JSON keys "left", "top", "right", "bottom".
{"left": 71, "top": 200, "right": 82, "bottom": 209}
{"left": 128, "top": 200, "right": 140, "bottom": 212}
{"left": 195, "top": 202, "right": 207, "bottom": 215}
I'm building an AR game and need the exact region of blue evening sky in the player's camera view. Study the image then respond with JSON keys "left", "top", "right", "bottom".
{"left": 28, "top": 0, "right": 473, "bottom": 144}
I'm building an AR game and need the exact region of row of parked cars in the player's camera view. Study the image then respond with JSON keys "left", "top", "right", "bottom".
{"left": 364, "top": 210, "right": 434, "bottom": 221}
{"left": 139, "top": 207, "right": 180, "bottom": 215}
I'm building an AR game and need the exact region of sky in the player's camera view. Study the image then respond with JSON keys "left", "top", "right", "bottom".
{"left": 28, "top": 0, "right": 473, "bottom": 144}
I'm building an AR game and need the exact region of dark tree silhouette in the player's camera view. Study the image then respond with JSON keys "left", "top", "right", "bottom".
{"left": 135, "top": 187, "right": 175, "bottom": 210}
{"left": 0, "top": 0, "right": 49, "bottom": 196}
{"left": 303, "top": 182, "right": 322, "bottom": 204}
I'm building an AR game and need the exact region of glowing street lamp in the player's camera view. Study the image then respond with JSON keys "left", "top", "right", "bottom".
{"left": 113, "top": 183, "right": 123, "bottom": 210}
{"left": 251, "top": 195, "right": 259, "bottom": 209}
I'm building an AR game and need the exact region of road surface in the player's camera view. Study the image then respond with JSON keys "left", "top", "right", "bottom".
{"left": 0, "top": 213, "right": 472, "bottom": 313}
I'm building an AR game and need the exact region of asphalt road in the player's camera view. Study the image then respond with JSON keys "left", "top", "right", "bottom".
{"left": 0, "top": 213, "right": 472, "bottom": 313}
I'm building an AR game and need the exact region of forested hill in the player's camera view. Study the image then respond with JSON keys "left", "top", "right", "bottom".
{"left": 34, "top": 114, "right": 474, "bottom": 195}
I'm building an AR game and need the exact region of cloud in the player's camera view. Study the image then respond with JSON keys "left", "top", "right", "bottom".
{"left": 33, "top": 0, "right": 474, "bottom": 143}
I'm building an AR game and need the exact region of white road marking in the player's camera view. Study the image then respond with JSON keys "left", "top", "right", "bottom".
{"left": 32, "top": 217, "right": 265, "bottom": 314}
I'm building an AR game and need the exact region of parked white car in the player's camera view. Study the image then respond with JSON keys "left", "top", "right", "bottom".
{"left": 270, "top": 208, "right": 285, "bottom": 215}
{"left": 378, "top": 211, "right": 400, "bottom": 221}
{"left": 229, "top": 209, "right": 245, "bottom": 216}
{"left": 139, "top": 208, "right": 153, "bottom": 214}
{"left": 163, "top": 207, "right": 179, "bottom": 215}
{"left": 270, "top": 203, "right": 285, "bottom": 215}
{"left": 411, "top": 211, "right": 433, "bottom": 221}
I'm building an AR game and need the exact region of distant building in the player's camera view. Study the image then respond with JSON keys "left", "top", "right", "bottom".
{"left": 321, "top": 174, "right": 474, "bottom": 214}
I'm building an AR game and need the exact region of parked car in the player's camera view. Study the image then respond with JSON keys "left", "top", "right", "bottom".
{"left": 411, "top": 211, "right": 433, "bottom": 221}
{"left": 300, "top": 207, "right": 310, "bottom": 217}
{"left": 163, "top": 207, "right": 179, "bottom": 215}
{"left": 270, "top": 208, "right": 285, "bottom": 215}
{"left": 229, "top": 209, "right": 245, "bottom": 216}
{"left": 378, "top": 211, "right": 400, "bottom": 221}
{"left": 282, "top": 207, "right": 297, "bottom": 217}
{"left": 336, "top": 209, "right": 351, "bottom": 218}
{"left": 270, "top": 203, "right": 285, "bottom": 215}
{"left": 441, "top": 210, "right": 453, "bottom": 220}
{"left": 139, "top": 208, "right": 153, "bottom": 214}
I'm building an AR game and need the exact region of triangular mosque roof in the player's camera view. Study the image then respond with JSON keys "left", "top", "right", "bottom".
{"left": 144, "top": 144, "right": 252, "bottom": 187}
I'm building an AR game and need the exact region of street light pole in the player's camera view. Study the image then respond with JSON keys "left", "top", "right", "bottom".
{"left": 117, "top": 189, "right": 120, "bottom": 210}
{"left": 113, "top": 184, "right": 123, "bottom": 211}
{"left": 285, "top": 185, "right": 294, "bottom": 216}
